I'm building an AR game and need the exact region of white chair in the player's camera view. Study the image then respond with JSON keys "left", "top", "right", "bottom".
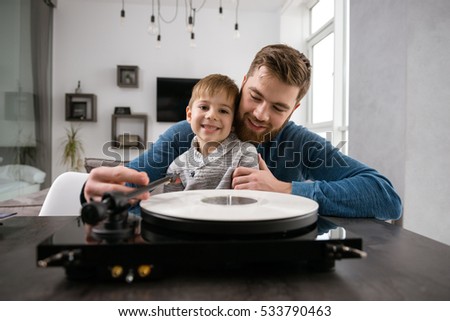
{"left": 39, "top": 171, "right": 89, "bottom": 216}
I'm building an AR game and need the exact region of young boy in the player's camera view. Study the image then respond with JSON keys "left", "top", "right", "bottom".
{"left": 164, "top": 74, "right": 259, "bottom": 191}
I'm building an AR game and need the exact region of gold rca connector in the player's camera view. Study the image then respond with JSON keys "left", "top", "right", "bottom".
{"left": 110, "top": 265, "right": 124, "bottom": 278}
{"left": 137, "top": 264, "right": 152, "bottom": 278}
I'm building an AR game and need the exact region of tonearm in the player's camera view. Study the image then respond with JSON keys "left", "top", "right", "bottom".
{"left": 80, "top": 174, "right": 178, "bottom": 242}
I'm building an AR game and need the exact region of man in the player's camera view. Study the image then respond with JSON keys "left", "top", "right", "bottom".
{"left": 83, "top": 44, "right": 402, "bottom": 220}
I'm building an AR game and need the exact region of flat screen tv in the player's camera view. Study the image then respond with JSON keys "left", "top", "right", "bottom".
{"left": 157, "top": 77, "right": 201, "bottom": 122}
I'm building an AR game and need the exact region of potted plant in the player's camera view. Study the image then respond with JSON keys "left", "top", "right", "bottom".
{"left": 61, "top": 124, "right": 84, "bottom": 171}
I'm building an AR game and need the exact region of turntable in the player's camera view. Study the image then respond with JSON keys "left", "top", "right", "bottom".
{"left": 36, "top": 177, "right": 366, "bottom": 282}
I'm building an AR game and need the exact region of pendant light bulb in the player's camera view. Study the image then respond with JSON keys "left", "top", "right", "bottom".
{"left": 148, "top": 14, "right": 158, "bottom": 35}
{"left": 120, "top": 9, "right": 125, "bottom": 25}
{"left": 190, "top": 32, "right": 196, "bottom": 48}
{"left": 156, "top": 34, "right": 162, "bottom": 49}
{"left": 233, "top": 0, "right": 240, "bottom": 38}
{"left": 120, "top": 0, "right": 125, "bottom": 25}
{"left": 187, "top": 15, "right": 194, "bottom": 33}
{"left": 234, "top": 23, "right": 240, "bottom": 39}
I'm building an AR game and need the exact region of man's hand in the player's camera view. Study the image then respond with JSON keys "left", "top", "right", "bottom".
{"left": 232, "top": 154, "right": 292, "bottom": 194}
{"left": 84, "top": 166, "right": 150, "bottom": 203}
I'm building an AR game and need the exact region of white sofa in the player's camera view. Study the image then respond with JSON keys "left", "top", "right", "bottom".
{"left": 0, "top": 164, "right": 46, "bottom": 201}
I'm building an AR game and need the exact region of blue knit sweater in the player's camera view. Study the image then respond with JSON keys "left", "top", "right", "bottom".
{"left": 127, "top": 120, "right": 402, "bottom": 220}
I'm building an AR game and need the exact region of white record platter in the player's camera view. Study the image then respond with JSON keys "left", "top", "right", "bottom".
{"left": 140, "top": 190, "right": 319, "bottom": 236}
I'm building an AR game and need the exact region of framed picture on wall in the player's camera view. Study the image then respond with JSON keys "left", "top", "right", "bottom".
{"left": 117, "top": 65, "right": 139, "bottom": 88}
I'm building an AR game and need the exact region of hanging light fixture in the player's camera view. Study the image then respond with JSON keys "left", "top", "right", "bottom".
{"left": 234, "top": 0, "right": 240, "bottom": 39}
{"left": 187, "top": 5, "right": 195, "bottom": 33}
{"left": 140, "top": 0, "right": 215, "bottom": 48}
{"left": 190, "top": 32, "right": 196, "bottom": 48}
{"left": 155, "top": 1, "right": 162, "bottom": 48}
{"left": 156, "top": 34, "right": 162, "bottom": 49}
{"left": 218, "top": 0, "right": 224, "bottom": 20}
{"left": 147, "top": 0, "right": 158, "bottom": 35}
{"left": 187, "top": 15, "right": 194, "bottom": 32}
{"left": 120, "top": 0, "right": 126, "bottom": 25}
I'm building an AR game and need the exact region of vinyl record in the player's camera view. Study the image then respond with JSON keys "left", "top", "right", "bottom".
{"left": 140, "top": 190, "right": 318, "bottom": 236}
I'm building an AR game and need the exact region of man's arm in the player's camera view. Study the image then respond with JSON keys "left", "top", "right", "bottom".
{"left": 83, "top": 166, "right": 150, "bottom": 204}
{"left": 233, "top": 122, "right": 402, "bottom": 220}
{"left": 292, "top": 158, "right": 403, "bottom": 220}
{"left": 292, "top": 127, "right": 402, "bottom": 220}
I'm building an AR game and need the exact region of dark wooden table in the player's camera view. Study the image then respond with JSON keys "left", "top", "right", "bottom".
{"left": 0, "top": 216, "right": 449, "bottom": 300}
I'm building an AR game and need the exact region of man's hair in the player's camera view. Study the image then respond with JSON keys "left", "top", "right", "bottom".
{"left": 247, "top": 44, "right": 312, "bottom": 104}
{"left": 189, "top": 74, "right": 239, "bottom": 109}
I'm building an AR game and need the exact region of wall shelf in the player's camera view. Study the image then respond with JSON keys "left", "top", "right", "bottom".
{"left": 65, "top": 93, "right": 97, "bottom": 122}
{"left": 111, "top": 114, "right": 147, "bottom": 149}
{"left": 117, "top": 65, "right": 139, "bottom": 88}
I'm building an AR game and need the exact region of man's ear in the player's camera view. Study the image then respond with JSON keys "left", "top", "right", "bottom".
{"left": 294, "top": 102, "right": 301, "bottom": 111}
{"left": 186, "top": 106, "right": 192, "bottom": 123}
{"left": 240, "top": 74, "right": 248, "bottom": 89}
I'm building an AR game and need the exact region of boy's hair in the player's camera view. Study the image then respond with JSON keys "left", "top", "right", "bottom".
{"left": 247, "top": 44, "right": 312, "bottom": 104}
{"left": 188, "top": 74, "right": 239, "bottom": 109}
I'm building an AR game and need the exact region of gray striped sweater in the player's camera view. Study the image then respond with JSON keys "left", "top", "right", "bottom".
{"left": 164, "top": 132, "right": 259, "bottom": 191}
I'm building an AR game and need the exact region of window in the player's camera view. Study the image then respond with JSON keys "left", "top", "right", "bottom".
{"left": 303, "top": 0, "right": 348, "bottom": 153}
{"left": 311, "top": 0, "right": 334, "bottom": 34}
{"left": 311, "top": 32, "right": 334, "bottom": 124}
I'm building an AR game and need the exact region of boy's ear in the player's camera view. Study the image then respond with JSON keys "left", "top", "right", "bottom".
{"left": 186, "top": 106, "right": 192, "bottom": 123}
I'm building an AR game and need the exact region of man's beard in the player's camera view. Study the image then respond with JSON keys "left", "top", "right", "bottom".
{"left": 234, "top": 113, "right": 288, "bottom": 144}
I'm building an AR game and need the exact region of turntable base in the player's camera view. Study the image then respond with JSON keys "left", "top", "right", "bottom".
{"left": 36, "top": 216, "right": 364, "bottom": 282}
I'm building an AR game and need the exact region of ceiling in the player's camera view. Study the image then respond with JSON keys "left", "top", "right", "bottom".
{"left": 98, "top": 0, "right": 289, "bottom": 13}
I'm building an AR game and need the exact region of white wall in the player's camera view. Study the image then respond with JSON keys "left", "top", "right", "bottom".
{"left": 52, "top": 0, "right": 280, "bottom": 177}
{"left": 349, "top": 0, "right": 450, "bottom": 245}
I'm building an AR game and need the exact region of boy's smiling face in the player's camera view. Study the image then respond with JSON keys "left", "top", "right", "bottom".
{"left": 186, "top": 89, "right": 235, "bottom": 154}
